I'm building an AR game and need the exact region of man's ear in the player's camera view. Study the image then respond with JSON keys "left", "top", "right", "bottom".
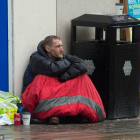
{"left": 45, "top": 45, "right": 50, "bottom": 52}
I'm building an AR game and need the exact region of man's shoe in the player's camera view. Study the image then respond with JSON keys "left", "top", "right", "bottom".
{"left": 49, "top": 117, "right": 59, "bottom": 125}
{"left": 74, "top": 115, "right": 89, "bottom": 124}
{"left": 79, "top": 116, "right": 89, "bottom": 123}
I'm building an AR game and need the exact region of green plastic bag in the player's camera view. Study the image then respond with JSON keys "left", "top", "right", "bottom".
{"left": 0, "top": 91, "right": 20, "bottom": 122}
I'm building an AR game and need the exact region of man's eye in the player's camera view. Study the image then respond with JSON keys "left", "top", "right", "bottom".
{"left": 56, "top": 45, "right": 63, "bottom": 48}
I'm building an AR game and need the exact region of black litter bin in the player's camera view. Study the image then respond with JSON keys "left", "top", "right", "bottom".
{"left": 71, "top": 14, "right": 140, "bottom": 119}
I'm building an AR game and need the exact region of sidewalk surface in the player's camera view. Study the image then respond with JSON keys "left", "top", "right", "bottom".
{"left": 1, "top": 115, "right": 140, "bottom": 140}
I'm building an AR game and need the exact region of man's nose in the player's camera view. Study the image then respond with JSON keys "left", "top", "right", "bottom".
{"left": 60, "top": 46, "right": 63, "bottom": 51}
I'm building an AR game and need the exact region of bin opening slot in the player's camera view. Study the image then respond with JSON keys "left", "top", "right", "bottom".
{"left": 116, "top": 27, "right": 132, "bottom": 43}
{"left": 73, "top": 26, "right": 106, "bottom": 43}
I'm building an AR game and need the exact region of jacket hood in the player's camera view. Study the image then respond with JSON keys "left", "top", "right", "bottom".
{"left": 37, "top": 40, "right": 50, "bottom": 59}
{"left": 37, "top": 40, "right": 65, "bottom": 61}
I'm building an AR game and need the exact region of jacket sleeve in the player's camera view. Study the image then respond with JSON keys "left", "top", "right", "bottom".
{"left": 30, "top": 54, "right": 71, "bottom": 77}
{"left": 58, "top": 54, "right": 87, "bottom": 82}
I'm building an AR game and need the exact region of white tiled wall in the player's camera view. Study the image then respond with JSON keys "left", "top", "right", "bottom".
{"left": 13, "top": 0, "right": 56, "bottom": 97}
{"left": 57, "top": 0, "right": 119, "bottom": 53}
{"left": 13, "top": 0, "right": 119, "bottom": 97}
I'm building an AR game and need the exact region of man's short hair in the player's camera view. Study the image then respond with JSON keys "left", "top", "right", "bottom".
{"left": 43, "top": 35, "right": 61, "bottom": 48}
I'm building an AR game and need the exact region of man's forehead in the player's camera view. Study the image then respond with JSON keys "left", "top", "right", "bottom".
{"left": 52, "top": 39, "right": 63, "bottom": 44}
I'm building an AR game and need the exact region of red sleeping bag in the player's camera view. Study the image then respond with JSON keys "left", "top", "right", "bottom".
{"left": 22, "top": 74, "right": 106, "bottom": 122}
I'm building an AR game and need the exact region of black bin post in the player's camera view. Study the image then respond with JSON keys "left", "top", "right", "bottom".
{"left": 71, "top": 14, "right": 140, "bottom": 119}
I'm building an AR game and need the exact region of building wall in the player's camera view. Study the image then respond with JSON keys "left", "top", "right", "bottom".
{"left": 57, "top": 0, "right": 119, "bottom": 53}
{"left": 13, "top": 0, "right": 56, "bottom": 97}
{"left": 13, "top": 0, "right": 119, "bottom": 97}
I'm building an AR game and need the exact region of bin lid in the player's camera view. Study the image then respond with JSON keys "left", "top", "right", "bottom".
{"left": 72, "top": 14, "right": 140, "bottom": 27}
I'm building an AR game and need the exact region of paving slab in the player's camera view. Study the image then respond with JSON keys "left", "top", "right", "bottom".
{"left": 1, "top": 116, "right": 140, "bottom": 140}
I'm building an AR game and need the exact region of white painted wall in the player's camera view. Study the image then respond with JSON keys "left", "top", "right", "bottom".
{"left": 57, "top": 0, "right": 120, "bottom": 53}
{"left": 12, "top": 0, "right": 119, "bottom": 97}
{"left": 13, "top": 0, "right": 56, "bottom": 97}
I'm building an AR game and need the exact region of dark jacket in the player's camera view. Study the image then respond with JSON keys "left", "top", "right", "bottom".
{"left": 22, "top": 41, "right": 87, "bottom": 93}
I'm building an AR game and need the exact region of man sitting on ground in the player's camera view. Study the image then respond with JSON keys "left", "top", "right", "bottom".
{"left": 22, "top": 35, "right": 106, "bottom": 124}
